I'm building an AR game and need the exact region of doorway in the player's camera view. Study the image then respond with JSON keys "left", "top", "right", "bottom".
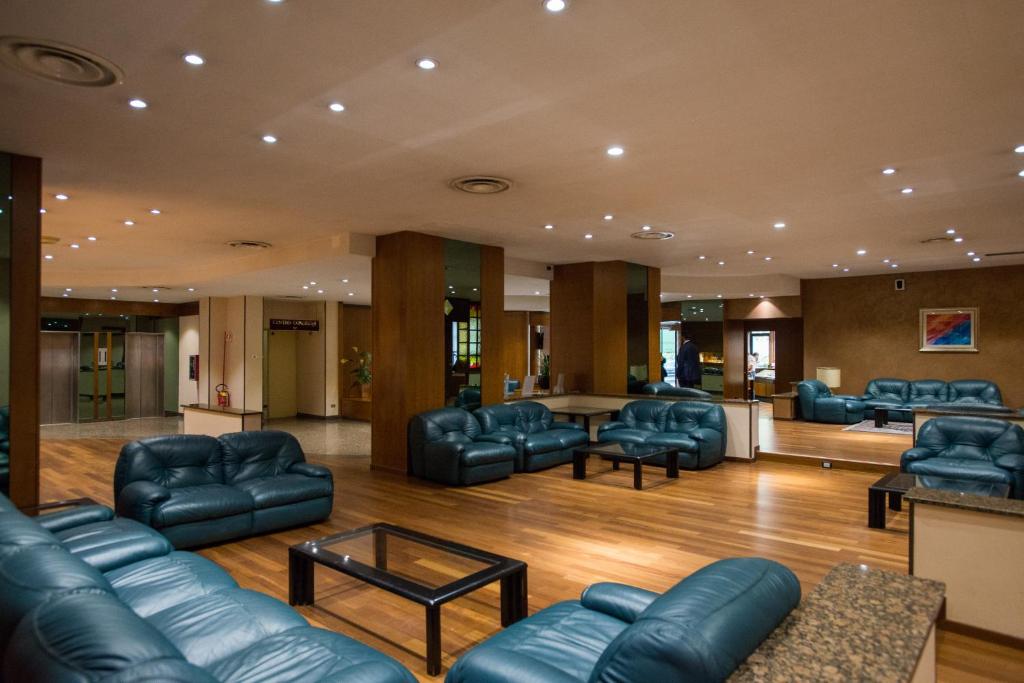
{"left": 747, "top": 330, "right": 776, "bottom": 400}
{"left": 266, "top": 330, "right": 298, "bottom": 419}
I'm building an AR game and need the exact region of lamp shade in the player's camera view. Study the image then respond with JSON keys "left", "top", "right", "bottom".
{"left": 816, "top": 367, "right": 841, "bottom": 389}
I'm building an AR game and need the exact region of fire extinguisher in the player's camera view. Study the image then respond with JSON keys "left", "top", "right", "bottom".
{"left": 215, "top": 383, "right": 231, "bottom": 408}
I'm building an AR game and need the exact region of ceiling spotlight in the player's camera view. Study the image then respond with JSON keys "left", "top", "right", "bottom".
{"left": 341, "top": 278, "right": 349, "bottom": 283}
{"left": 1015, "top": 145, "right": 1024, "bottom": 154}
{"left": 832, "top": 264, "right": 839, "bottom": 268}
{"left": 763, "top": 256, "right": 773, "bottom": 261}
{"left": 686, "top": 294, "right": 692, "bottom": 299}
{"left": 416, "top": 57, "right": 438, "bottom": 70}
{"left": 62, "top": 293, "right": 68, "bottom": 297}
{"left": 183, "top": 53, "right": 205, "bottom": 66}
{"left": 698, "top": 255, "right": 706, "bottom": 260}
{"left": 317, "top": 289, "right": 324, "bottom": 294}
{"left": 128, "top": 98, "right": 148, "bottom": 109}
{"left": 773, "top": 222, "right": 786, "bottom": 229}
{"left": 111, "top": 288, "right": 118, "bottom": 293}
{"left": 149, "top": 208, "right": 161, "bottom": 215}
{"left": 543, "top": 0, "right": 567, "bottom": 11}
{"left": 70, "top": 243, "right": 80, "bottom": 249}
{"left": 891, "top": 264, "right": 899, "bottom": 268}
{"left": 124, "top": 220, "right": 134, "bottom": 226}
{"left": 746, "top": 250, "right": 755, "bottom": 255}
{"left": 87, "top": 236, "right": 97, "bottom": 241}
{"left": 44, "top": 254, "right": 54, "bottom": 260}
{"left": 302, "top": 285, "right": 309, "bottom": 290}
{"left": 966, "top": 251, "right": 975, "bottom": 256}
{"left": 534, "top": 291, "right": 541, "bottom": 295}
{"left": 856, "top": 249, "right": 867, "bottom": 255}
{"left": 347, "top": 292, "right": 355, "bottom": 297}
{"left": 309, "top": 281, "right": 317, "bottom": 286}
{"left": 882, "top": 168, "right": 897, "bottom": 175}
{"left": 842, "top": 267, "right": 850, "bottom": 272}
{"left": 544, "top": 224, "right": 554, "bottom": 230}
{"left": 883, "top": 258, "right": 890, "bottom": 264}
{"left": 187, "top": 287, "right": 195, "bottom": 292}
{"left": 716, "top": 294, "right": 722, "bottom": 299}
{"left": 39, "top": 208, "right": 46, "bottom": 214}
{"left": 759, "top": 295, "right": 765, "bottom": 299}
{"left": 972, "top": 257, "right": 982, "bottom": 262}
{"left": 110, "top": 296, "right": 117, "bottom": 300}
{"left": 584, "top": 233, "right": 593, "bottom": 239}
{"left": 152, "top": 288, "right": 159, "bottom": 293}
{"left": 262, "top": 134, "right": 277, "bottom": 144}
{"left": 153, "top": 299, "right": 160, "bottom": 303}
{"left": 901, "top": 187, "right": 914, "bottom": 194}
{"left": 328, "top": 102, "right": 345, "bottom": 112}
{"left": 641, "top": 225, "right": 651, "bottom": 231}
{"left": 1018, "top": 170, "right": 1024, "bottom": 177}
{"left": 64, "top": 287, "right": 72, "bottom": 292}
{"left": 954, "top": 237, "right": 963, "bottom": 243}
{"left": 717, "top": 261, "right": 725, "bottom": 266}
{"left": 946, "top": 228, "right": 956, "bottom": 234}
{"left": 603, "top": 214, "right": 613, "bottom": 221}
{"left": 748, "top": 294, "right": 754, "bottom": 298}
{"left": 55, "top": 193, "right": 68, "bottom": 200}
{"left": 606, "top": 146, "right": 625, "bottom": 157}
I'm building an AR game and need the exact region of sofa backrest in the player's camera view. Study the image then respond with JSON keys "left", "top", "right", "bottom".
{"left": 589, "top": 558, "right": 801, "bottom": 683}
{"left": 511, "top": 401, "right": 554, "bottom": 434}
{"left": 454, "top": 388, "right": 482, "bottom": 411}
{"left": 908, "top": 380, "right": 949, "bottom": 404}
{"left": 796, "top": 380, "right": 829, "bottom": 418}
{"left": 643, "top": 383, "right": 713, "bottom": 400}
{"left": 114, "top": 435, "right": 225, "bottom": 497}
{"left": 619, "top": 400, "right": 670, "bottom": 432}
{"left": 917, "top": 416, "right": 1024, "bottom": 462}
{"left": 408, "top": 408, "right": 481, "bottom": 477}
{"left": 666, "top": 401, "right": 726, "bottom": 435}
{"left": 218, "top": 430, "right": 305, "bottom": 484}
{"left": 474, "top": 404, "right": 522, "bottom": 437}
{"left": 948, "top": 380, "right": 1003, "bottom": 406}
{"left": 864, "top": 378, "right": 909, "bottom": 402}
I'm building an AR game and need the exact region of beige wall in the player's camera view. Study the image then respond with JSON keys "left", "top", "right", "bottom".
{"left": 198, "top": 296, "right": 263, "bottom": 411}
{"left": 263, "top": 299, "right": 331, "bottom": 417}
{"left": 178, "top": 315, "right": 199, "bottom": 408}
{"left": 802, "top": 265, "right": 1024, "bottom": 405}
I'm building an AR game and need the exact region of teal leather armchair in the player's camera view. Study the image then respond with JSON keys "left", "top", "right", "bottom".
{"left": 407, "top": 407, "right": 517, "bottom": 485}
{"left": 797, "top": 380, "right": 865, "bottom": 424}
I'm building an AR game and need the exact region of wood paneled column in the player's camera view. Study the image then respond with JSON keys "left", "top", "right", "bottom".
{"left": 647, "top": 267, "right": 662, "bottom": 378}
{"left": 371, "top": 232, "right": 445, "bottom": 473}
{"left": 480, "top": 245, "right": 505, "bottom": 405}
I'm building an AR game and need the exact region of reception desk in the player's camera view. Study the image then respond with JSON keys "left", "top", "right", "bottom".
{"left": 182, "top": 404, "right": 262, "bottom": 436}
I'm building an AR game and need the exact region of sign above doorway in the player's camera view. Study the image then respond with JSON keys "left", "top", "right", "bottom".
{"left": 269, "top": 318, "right": 319, "bottom": 332}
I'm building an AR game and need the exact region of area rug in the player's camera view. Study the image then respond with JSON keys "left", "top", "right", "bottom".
{"left": 842, "top": 420, "right": 914, "bottom": 436}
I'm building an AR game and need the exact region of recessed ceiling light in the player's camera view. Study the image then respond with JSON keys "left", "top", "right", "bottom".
{"left": 773, "top": 222, "right": 786, "bottom": 229}
{"left": 44, "top": 254, "right": 53, "bottom": 260}
{"left": 966, "top": 251, "right": 975, "bottom": 256}
{"left": 39, "top": 208, "right": 46, "bottom": 214}
{"left": 348, "top": 292, "right": 355, "bottom": 297}
{"left": 328, "top": 102, "right": 345, "bottom": 112}
{"left": 55, "top": 193, "right": 68, "bottom": 200}
{"left": 882, "top": 168, "right": 897, "bottom": 175}
{"left": 883, "top": 258, "right": 890, "bottom": 263}
{"left": 62, "top": 293, "right": 68, "bottom": 297}
{"left": 891, "top": 264, "right": 899, "bottom": 269}
{"left": 748, "top": 294, "right": 754, "bottom": 297}
{"left": 972, "top": 257, "right": 982, "bottom": 262}
{"left": 110, "top": 296, "right": 117, "bottom": 300}
{"left": 64, "top": 287, "right": 72, "bottom": 292}
{"left": 946, "top": 228, "right": 956, "bottom": 234}
{"left": 686, "top": 294, "right": 692, "bottom": 298}
{"left": 716, "top": 294, "right": 722, "bottom": 298}
{"left": 124, "top": 219, "right": 134, "bottom": 226}
{"left": 149, "top": 208, "right": 161, "bottom": 215}
{"left": 309, "top": 281, "right": 317, "bottom": 286}
{"left": 606, "top": 146, "right": 625, "bottom": 157}
{"left": 317, "top": 289, "right": 325, "bottom": 294}
{"left": 70, "top": 243, "right": 79, "bottom": 249}
{"left": 1015, "top": 145, "right": 1024, "bottom": 154}
{"left": 759, "top": 295, "right": 765, "bottom": 299}
{"left": 128, "top": 98, "right": 148, "bottom": 109}
{"left": 764, "top": 256, "right": 773, "bottom": 261}
{"left": 111, "top": 288, "right": 118, "bottom": 293}
{"left": 717, "top": 261, "right": 725, "bottom": 266}
{"left": 183, "top": 53, "right": 205, "bottom": 66}
{"left": 832, "top": 263, "right": 839, "bottom": 268}
{"left": 152, "top": 288, "right": 159, "bottom": 293}
{"left": 603, "top": 214, "right": 613, "bottom": 221}
{"left": 416, "top": 57, "right": 437, "bottom": 70}
{"left": 87, "top": 236, "right": 97, "bottom": 241}
{"left": 543, "top": 0, "right": 567, "bottom": 12}
{"left": 534, "top": 290, "right": 541, "bottom": 295}
{"left": 856, "top": 249, "right": 867, "bottom": 255}
{"left": 954, "top": 237, "right": 964, "bottom": 243}
{"left": 901, "top": 187, "right": 914, "bottom": 194}
{"left": 1018, "top": 170, "right": 1024, "bottom": 177}
{"left": 842, "top": 267, "right": 850, "bottom": 272}
{"left": 153, "top": 299, "right": 159, "bottom": 303}
{"left": 267, "top": 0, "right": 284, "bottom": 3}
{"left": 746, "top": 250, "right": 755, "bottom": 255}
{"left": 472, "top": 287, "right": 478, "bottom": 291}
{"left": 641, "top": 225, "right": 651, "bottom": 231}
{"left": 341, "top": 278, "right": 349, "bottom": 283}
{"left": 698, "top": 255, "right": 706, "bottom": 260}
{"left": 584, "top": 233, "right": 593, "bottom": 239}
{"left": 262, "top": 134, "right": 277, "bottom": 144}
{"left": 187, "top": 288, "right": 195, "bottom": 292}
{"left": 544, "top": 224, "right": 554, "bottom": 230}
{"left": 302, "top": 285, "right": 309, "bottom": 290}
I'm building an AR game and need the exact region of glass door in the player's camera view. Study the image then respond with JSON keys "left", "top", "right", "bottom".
{"left": 78, "top": 330, "right": 126, "bottom": 422}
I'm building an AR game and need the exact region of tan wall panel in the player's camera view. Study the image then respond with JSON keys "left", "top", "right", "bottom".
{"left": 802, "top": 266, "right": 1024, "bottom": 403}
{"left": 725, "top": 295, "right": 802, "bottom": 320}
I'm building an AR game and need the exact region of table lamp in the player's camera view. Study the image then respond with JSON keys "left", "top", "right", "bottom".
{"left": 816, "top": 367, "right": 841, "bottom": 391}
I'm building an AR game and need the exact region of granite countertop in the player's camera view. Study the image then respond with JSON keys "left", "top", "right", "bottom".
{"left": 730, "top": 564, "right": 944, "bottom": 683}
{"left": 905, "top": 486, "right": 1024, "bottom": 518}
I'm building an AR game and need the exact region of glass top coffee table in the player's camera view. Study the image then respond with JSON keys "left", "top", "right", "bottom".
{"left": 868, "top": 472, "right": 1010, "bottom": 529}
{"left": 573, "top": 442, "right": 679, "bottom": 490}
{"left": 289, "top": 523, "right": 527, "bottom": 675}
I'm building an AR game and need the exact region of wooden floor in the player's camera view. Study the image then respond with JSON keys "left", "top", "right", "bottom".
{"left": 41, "top": 438, "right": 1023, "bottom": 682}
{"left": 759, "top": 403, "right": 912, "bottom": 467}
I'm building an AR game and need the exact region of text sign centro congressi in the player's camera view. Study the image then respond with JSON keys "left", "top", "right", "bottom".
{"left": 269, "top": 318, "right": 320, "bottom": 332}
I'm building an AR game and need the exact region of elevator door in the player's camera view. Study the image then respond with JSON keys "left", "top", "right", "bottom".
{"left": 39, "top": 331, "right": 79, "bottom": 425}
{"left": 125, "top": 333, "right": 165, "bottom": 418}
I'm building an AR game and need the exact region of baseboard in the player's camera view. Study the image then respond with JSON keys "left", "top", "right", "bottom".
{"left": 758, "top": 450, "right": 897, "bottom": 473}
{"left": 295, "top": 412, "right": 343, "bottom": 421}
{"left": 940, "top": 620, "right": 1024, "bottom": 649}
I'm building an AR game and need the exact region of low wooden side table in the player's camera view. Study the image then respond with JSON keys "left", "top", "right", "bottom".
{"left": 771, "top": 391, "right": 799, "bottom": 420}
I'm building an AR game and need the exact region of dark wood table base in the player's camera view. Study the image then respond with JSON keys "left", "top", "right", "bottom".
{"left": 573, "top": 448, "right": 679, "bottom": 490}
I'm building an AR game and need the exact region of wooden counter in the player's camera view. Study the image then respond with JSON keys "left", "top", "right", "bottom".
{"left": 182, "top": 404, "right": 262, "bottom": 436}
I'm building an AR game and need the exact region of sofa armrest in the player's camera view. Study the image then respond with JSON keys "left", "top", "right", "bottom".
{"left": 115, "top": 481, "right": 171, "bottom": 527}
{"left": 598, "top": 421, "right": 627, "bottom": 435}
{"left": 448, "top": 648, "right": 580, "bottom": 683}
{"left": 901, "top": 447, "right": 935, "bottom": 467}
{"left": 476, "top": 433, "right": 514, "bottom": 446}
{"left": 995, "top": 453, "right": 1024, "bottom": 472}
{"left": 288, "top": 462, "right": 332, "bottom": 479}
{"left": 35, "top": 504, "right": 114, "bottom": 533}
{"left": 581, "top": 582, "right": 659, "bottom": 624}
{"left": 422, "top": 441, "right": 466, "bottom": 485}
{"left": 833, "top": 394, "right": 861, "bottom": 401}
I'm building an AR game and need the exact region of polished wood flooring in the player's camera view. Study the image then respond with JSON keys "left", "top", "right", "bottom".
{"left": 759, "top": 403, "right": 911, "bottom": 467}
{"left": 41, "top": 438, "right": 1023, "bottom": 682}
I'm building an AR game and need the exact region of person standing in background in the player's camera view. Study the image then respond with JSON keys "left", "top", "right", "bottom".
{"left": 678, "top": 335, "right": 700, "bottom": 388}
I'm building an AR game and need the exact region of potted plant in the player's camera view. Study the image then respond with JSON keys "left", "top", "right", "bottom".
{"left": 538, "top": 353, "right": 551, "bottom": 389}
{"left": 341, "top": 347, "right": 372, "bottom": 399}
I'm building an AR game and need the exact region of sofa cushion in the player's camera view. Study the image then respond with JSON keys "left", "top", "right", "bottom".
{"left": 106, "top": 551, "right": 238, "bottom": 618}
{"left": 909, "top": 380, "right": 949, "bottom": 404}
{"left": 115, "top": 435, "right": 225, "bottom": 497}
{"left": 0, "top": 510, "right": 63, "bottom": 553}
{"left": 523, "top": 429, "right": 588, "bottom": 455}
{"left": 219, "top": 430, "right": 305, "bottom": 485}
{"left": 903, "top": 458, "right": 1014, "bottom": 486}
{"left": 618, "top": 401, "right": 669, "bottom": 433}
{"left": 447, "top": 600, "right": 629, "bottom": 683}
{"left": 474, "top": 404, "right": 523, "bottom": 439}
{"left": 207, "top": 626, "right": 417, "bottom": 683}
{"left": 459, "top": 442, "right": 517, "bottom": 468}
{"left": 948, "top": 380, "right": 1003, "bottom": 405}
{"left": 151, "top": 485, "right": 254, "bottom": 528}
{"left": 598, "top": 429, "right": 651, "bottom": 445}
{"left": 515, "top": 401, "right": 556, "bottom": 434}
{"left": 234, "top": 473, "right": 334, "bottom": 510}
{"left": 864, "top": 378, "right": 910, "bottom": 403}
{"left": 54, "top": 517, "right": 173, "bottom": 572}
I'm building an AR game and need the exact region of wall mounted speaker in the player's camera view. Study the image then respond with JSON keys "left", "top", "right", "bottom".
{"left": 894, "top": 278, "right": 906, "bottom": 291}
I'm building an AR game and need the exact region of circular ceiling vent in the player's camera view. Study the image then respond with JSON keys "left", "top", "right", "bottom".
{"left": 226, "top": 240, "right": 273, "bottom": 250}
{"left": 41, "top": 235, "right": 61, "bottom": 245}
{"left": 449, "top": 176, "right": 513, "bottom": 195}
{"left": 631, "top": 230, "right": 675, "bottom": 240}
{"left": 0, "top": 37, "right": 124, "bottom": 87}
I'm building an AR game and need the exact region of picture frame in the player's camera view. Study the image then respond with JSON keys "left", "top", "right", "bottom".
{"left": 919, "top": 307, "right": 978, "bottom": 352}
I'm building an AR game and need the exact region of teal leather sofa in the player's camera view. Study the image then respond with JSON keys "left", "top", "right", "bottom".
{"left": 596, "top": 399, "right": 727, "bottom": 469}
{"left": 901, "top": 416, "right": 1024, "bottom": 498}
{"left": 454, "top": 388, "right": 482, "bottom": 411}
{"left": 862, "top": 378, "right": 1008, "bottom": 422}
{"left": 474, "top": 401, "right": 589, "bottom": 472}
{"left": 114, "top": 431, "right": 333, "bottom": 549}
{"left": 0, "top": 492, "right": 415, "bottom": 682}
{"left": 641, "top": 382, "right": 713, "bottom": 399}
{"left": 446, "top": 557, "right": 800, "bottom": 683}
{"left": 408, "top": 407, "right": 517, "bottom": 485}
{"left": 797, "top": 380, "right": 865, "bottom": 424}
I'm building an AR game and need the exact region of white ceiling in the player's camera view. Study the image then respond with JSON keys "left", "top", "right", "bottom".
{"left": 3, "top": 0, "right": 1023, "bottom": 305}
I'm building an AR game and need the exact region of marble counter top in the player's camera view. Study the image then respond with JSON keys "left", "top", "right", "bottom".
{"left": 906, "top": 486, "right": 1024, "bottom": 518}
{"left": 730, "top": 564, "right": 944, "bottom": 683}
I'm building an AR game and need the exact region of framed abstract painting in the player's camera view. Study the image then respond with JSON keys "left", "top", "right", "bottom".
{"left": 919, "top": 308, "right": 978, "bottom": 352}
